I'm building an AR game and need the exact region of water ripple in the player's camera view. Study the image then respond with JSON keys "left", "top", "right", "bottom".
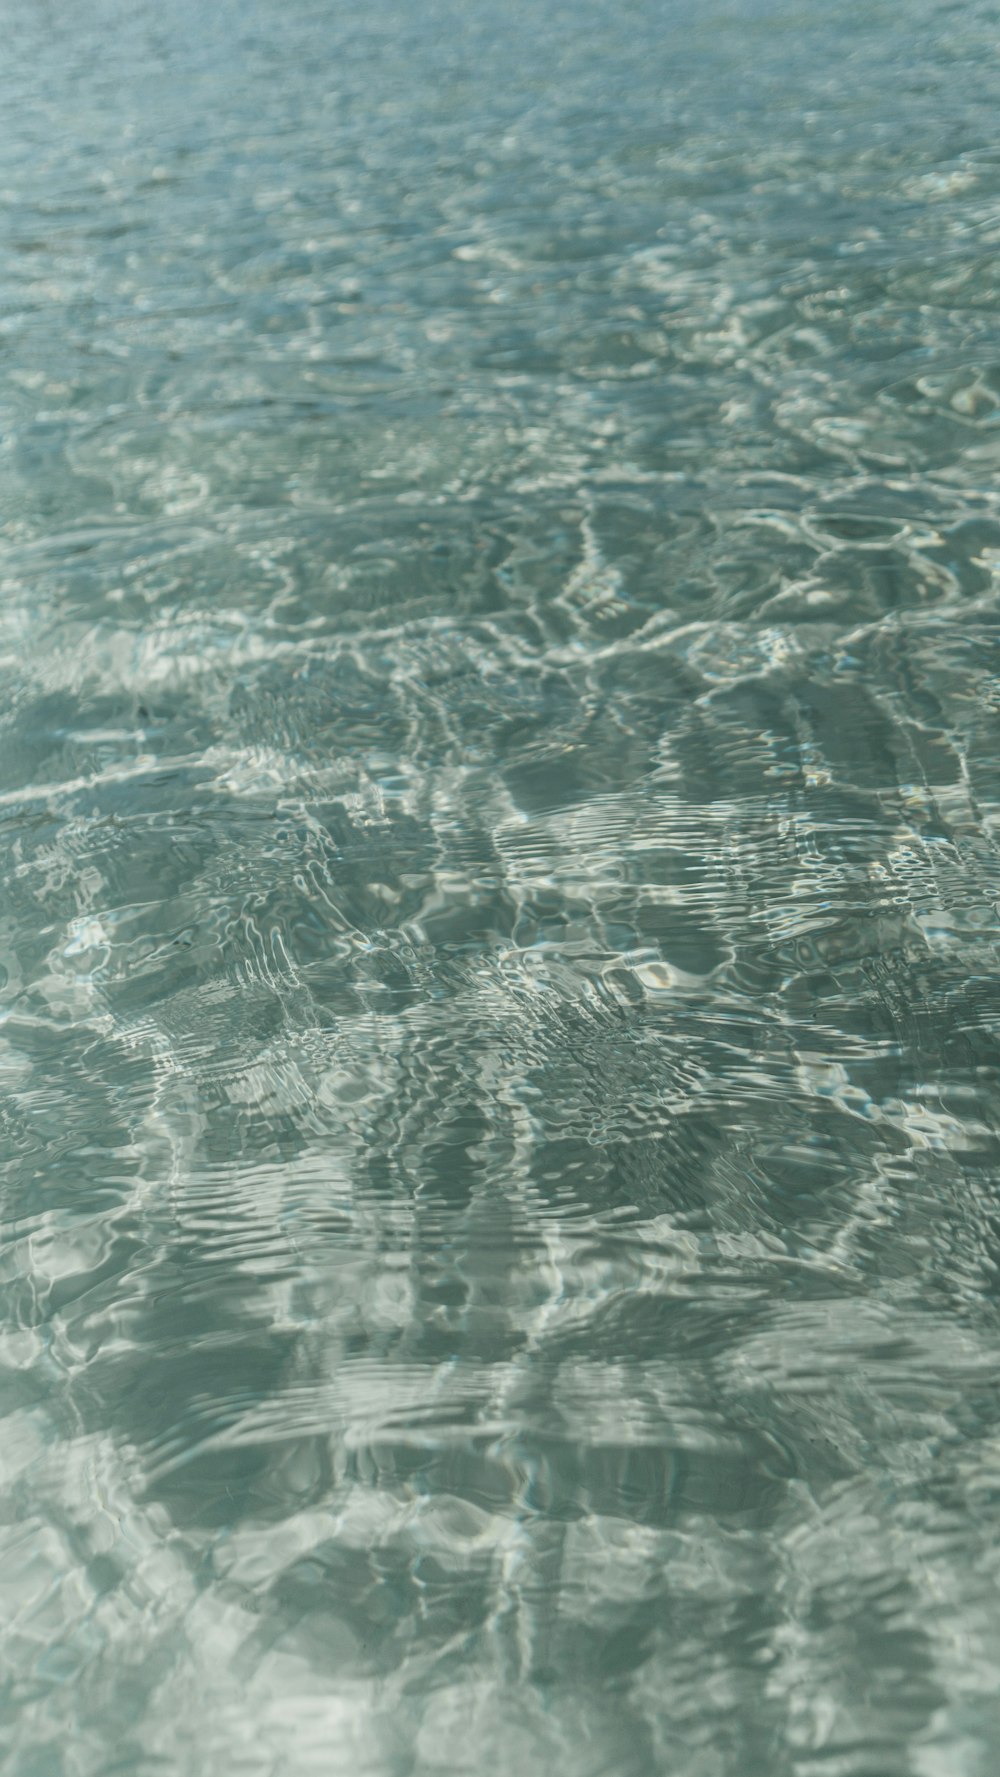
{"left": 4, "top": 0, "right": 1000, "bottom": 1771}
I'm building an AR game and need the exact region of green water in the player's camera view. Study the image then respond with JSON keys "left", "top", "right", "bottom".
{"left": 3, "top": 0, "right": 1000, "bottom": 1770}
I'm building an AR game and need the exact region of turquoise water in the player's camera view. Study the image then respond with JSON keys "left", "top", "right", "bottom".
{"left": 3, "top": 0, "right": 1000, "bottom": 1770}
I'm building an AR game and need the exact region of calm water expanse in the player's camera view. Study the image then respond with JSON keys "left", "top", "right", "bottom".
{"left": 3, "top": 0, "right": 1000, "bottom": 1770}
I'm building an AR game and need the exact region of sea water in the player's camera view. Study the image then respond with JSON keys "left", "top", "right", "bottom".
{"left": 3, "top": 0, "right": 1000, "bottom": 1771}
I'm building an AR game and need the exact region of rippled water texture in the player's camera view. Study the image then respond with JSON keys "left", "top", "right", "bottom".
{"left": 4, "top": 0, "right": 1000, "bottom": 1770}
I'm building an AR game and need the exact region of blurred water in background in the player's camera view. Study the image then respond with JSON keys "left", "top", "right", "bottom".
{"left": 3, "top": 0, "right": 1000, "bottom": 1770}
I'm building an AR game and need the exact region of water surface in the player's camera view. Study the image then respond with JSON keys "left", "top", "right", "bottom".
{"left": 3, "top": 1, "right": 1000, "bottom": 1771}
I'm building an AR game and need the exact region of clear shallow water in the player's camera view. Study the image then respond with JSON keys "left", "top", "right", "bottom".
{"left": 3, "top": 0, "right": 1000, "bottom": 1769}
